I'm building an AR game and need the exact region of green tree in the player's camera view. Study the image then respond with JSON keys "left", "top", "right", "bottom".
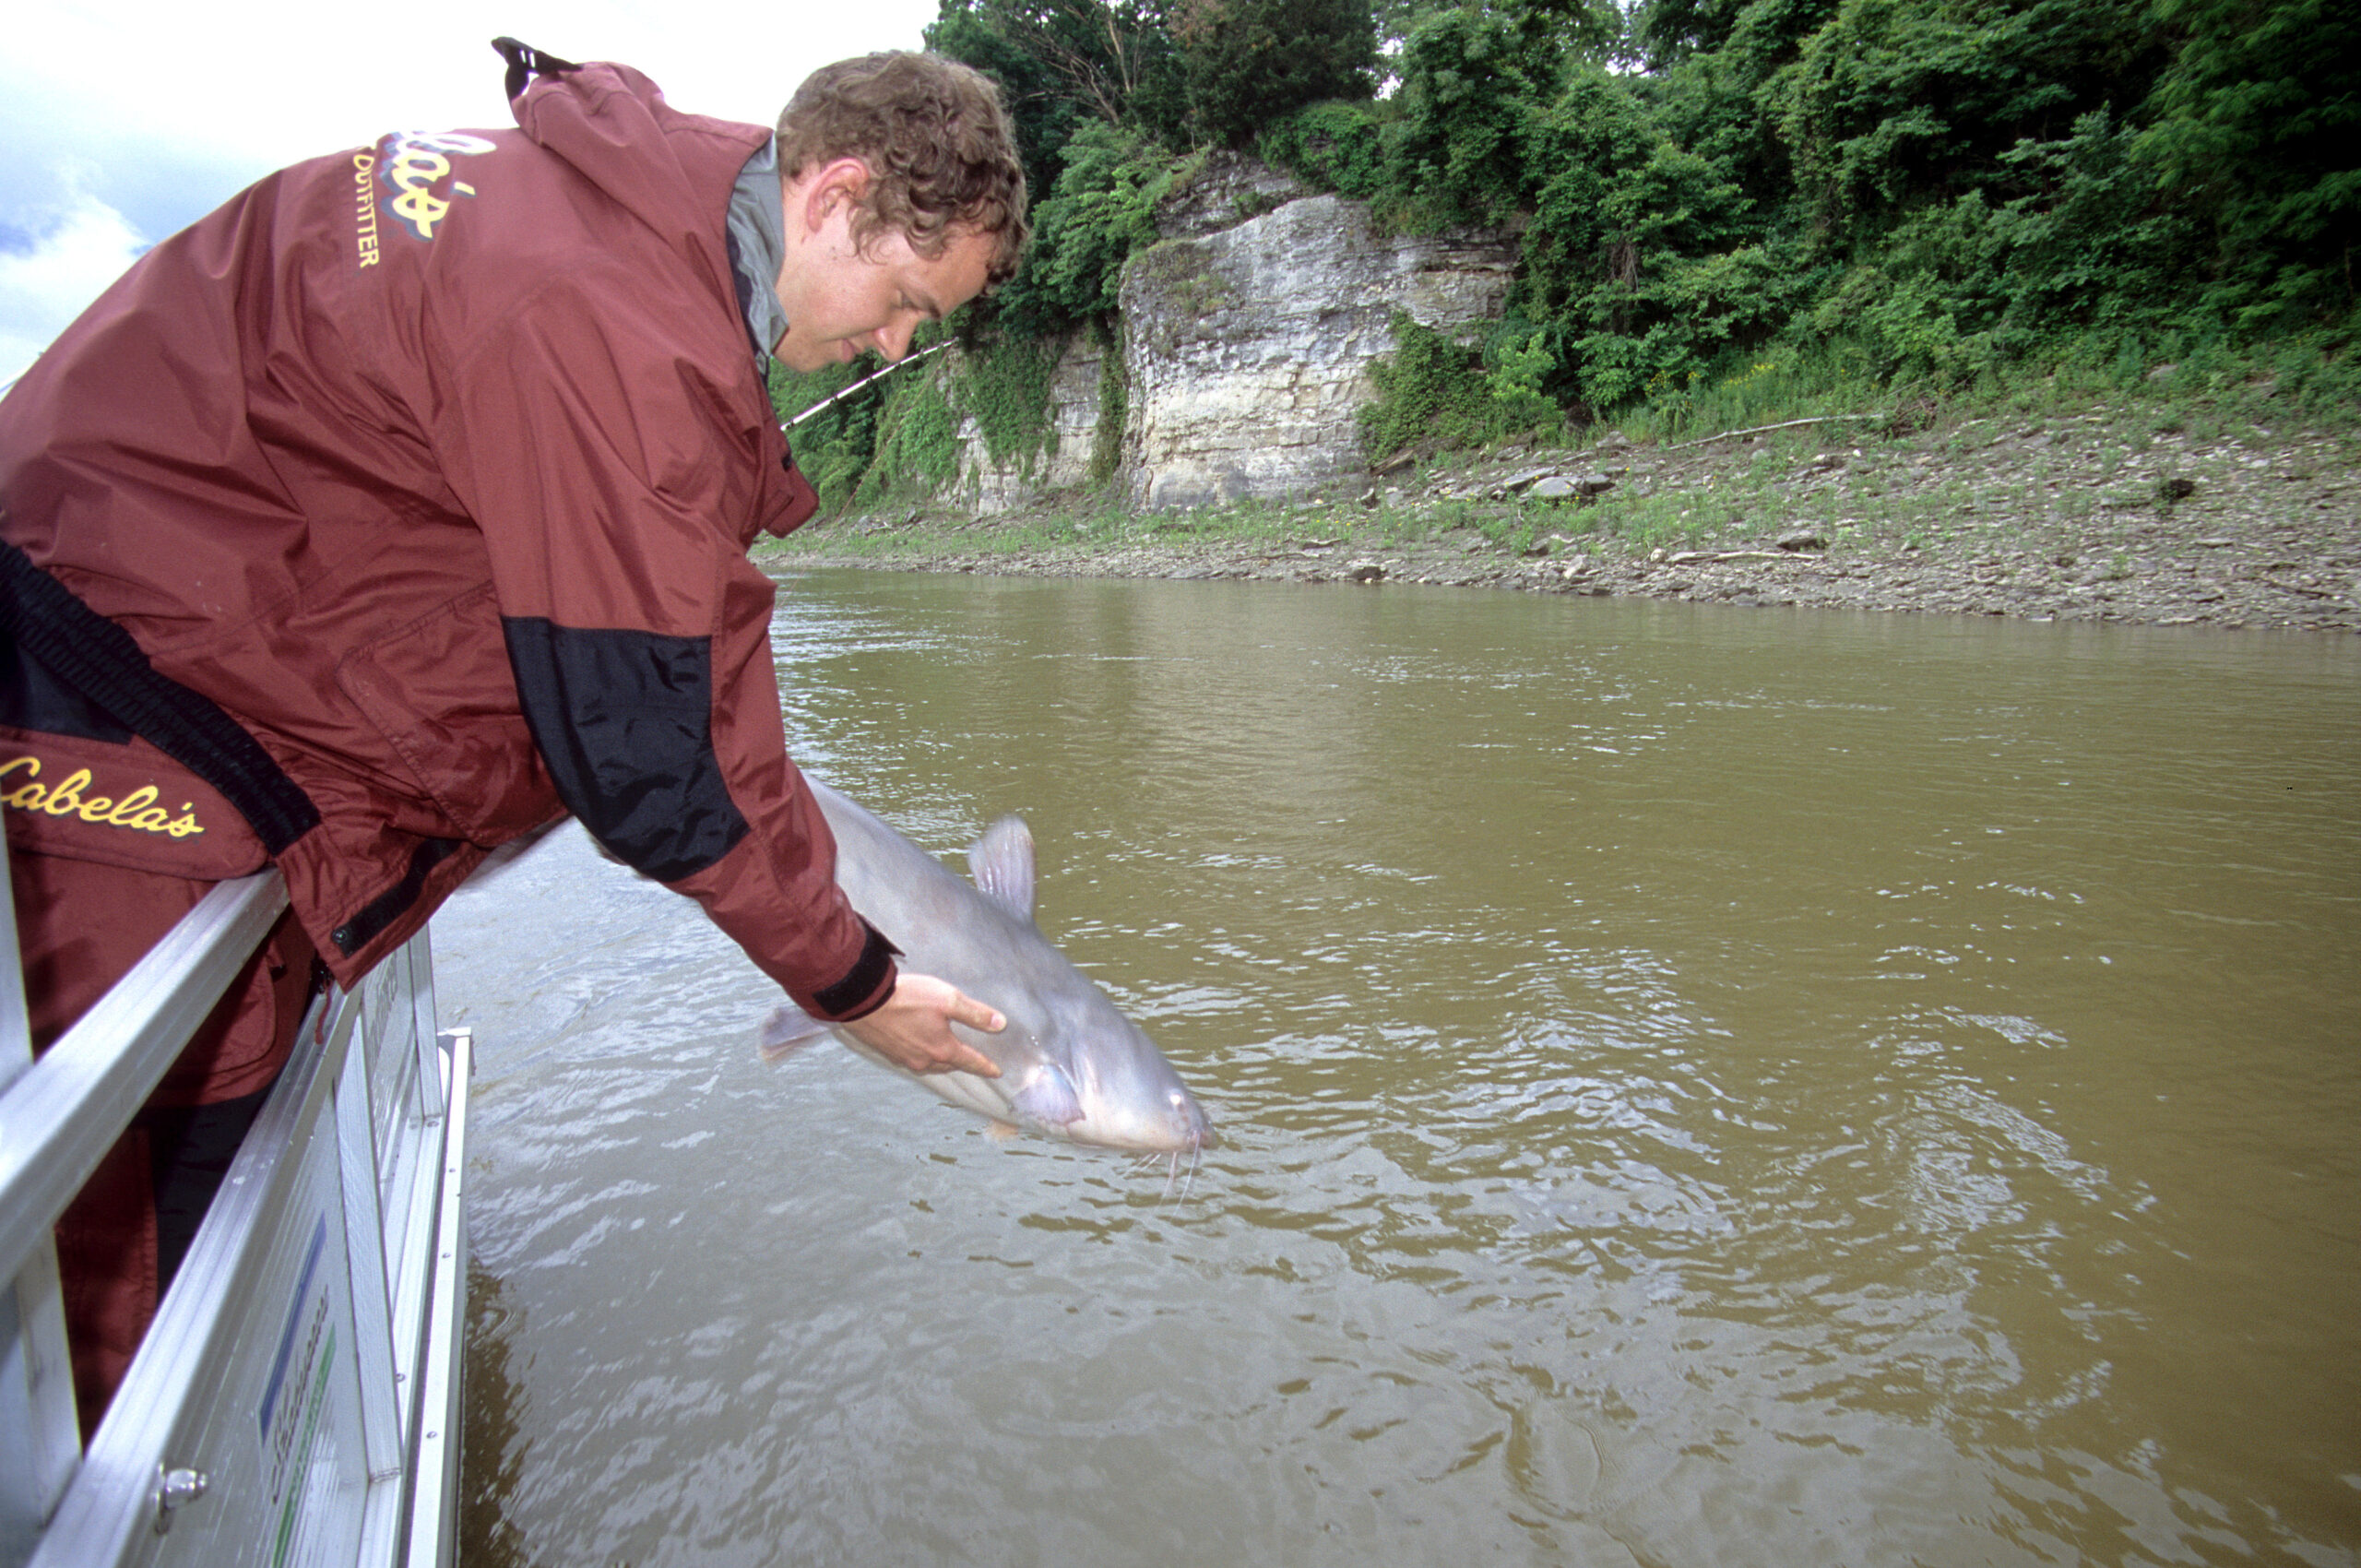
{"left": 1172, "top": 0, "right": 1382, "bottom": 148}
{"left": 928, "top": 0, "right": 1183, "bottom": 192}
{"left": 1770, "top": 0, "right": 2163, "bottom": 242}
{"left": 1632, "top": 0, "right": 1749, "bottom": 66}
{"left": 2136, "top": 0, "right": 2361, "bottom": 320}
{"left": 918, "top": 0, "right": 2356, "bottom": 475}
{"left": 1519, "top": 65, "right": 1787, "bottom": 408}
{"left": 992, "top": 121, "right": 1182, "bottom": 334}
{"left": 1388, "top": 6, "right": 1566, "bottom": 227}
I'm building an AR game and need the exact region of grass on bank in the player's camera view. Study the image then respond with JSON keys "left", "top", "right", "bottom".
{"left": 760, "top": 334, "right": 2357, "bottom": 568}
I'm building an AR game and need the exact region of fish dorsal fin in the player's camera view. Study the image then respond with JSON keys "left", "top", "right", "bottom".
{"left": 757, "top": 1003, "right": 833, "bottom": 1064}
{"left": 967, "top": 814, "right": 1037, "bottom": 923}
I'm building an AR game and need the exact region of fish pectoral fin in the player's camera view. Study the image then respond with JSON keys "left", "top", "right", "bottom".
{"left": 757, "top": 1003, "right": 834, "bottom": 1065}
{"left": 1008, "top": 1061, "right": 1084, "bottom": 1127}
{"left": 967, "top": 815, "right": 1038, "bottom": 924}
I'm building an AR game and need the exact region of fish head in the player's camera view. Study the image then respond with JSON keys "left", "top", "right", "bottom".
{"left": 962, "top": 982, "right": 1213, "bottom": 1155}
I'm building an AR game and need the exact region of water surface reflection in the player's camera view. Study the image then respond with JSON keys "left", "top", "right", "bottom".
{"left": 437, "top": 576, "right": 2360, "bottom": 1566}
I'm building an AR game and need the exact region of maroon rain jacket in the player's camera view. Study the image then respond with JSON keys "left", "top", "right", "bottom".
{"left": 0, "top": 58, "right": 896, "bottom": 1021}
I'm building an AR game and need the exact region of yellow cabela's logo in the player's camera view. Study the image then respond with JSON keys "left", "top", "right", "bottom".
{"left": 370, "top": 130, "right": 497, "bottom": 247}
{"left": 0, "top": 756, "right": 206, "bottom": 838}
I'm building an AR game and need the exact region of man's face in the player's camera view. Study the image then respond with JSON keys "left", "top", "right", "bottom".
{"left": 773, "top": 169, "right": 999, "bottom": 374}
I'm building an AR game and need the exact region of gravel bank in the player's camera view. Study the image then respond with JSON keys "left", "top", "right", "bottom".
{"left": 767, "top": 406, "right": 2361, "bottom": 634}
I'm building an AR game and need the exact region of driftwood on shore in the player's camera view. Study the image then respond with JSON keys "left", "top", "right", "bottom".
{"left": 1662, "top": 415, "right": 1882, "bottom": 452}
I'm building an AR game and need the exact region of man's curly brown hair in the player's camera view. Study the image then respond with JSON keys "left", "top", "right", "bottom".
{"left": 776, "top": 53, "right": 1030, "bottom": 287}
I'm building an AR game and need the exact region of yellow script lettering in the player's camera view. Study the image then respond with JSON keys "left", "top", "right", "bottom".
{"left": 40, "top": 767, "right": 91, "bottom": 816}
{"left": 105, "top": 786, "right": 159, "bottom": 826}
{"left": 390, "top": 187, "right": 451, "bottom": 238}
{"left": 386, "top": 149, "right": 454, "bottom": 238}
{"left": 0, "top": 754, "right": 206, "bottom": 840}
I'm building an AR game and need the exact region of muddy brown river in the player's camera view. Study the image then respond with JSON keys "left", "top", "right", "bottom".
{"left": 434, "top": 570, "right": 2359, "bottom": 1567}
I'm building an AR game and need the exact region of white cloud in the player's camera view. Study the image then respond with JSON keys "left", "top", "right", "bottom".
{"left": 6, "top": 2, "right": 945, "bottom": 199}
{"left": 1, "top": 0, "right": 943, "bottom": 384}
{"left": 0, "top": 194, "right": 148, "bottom": 385}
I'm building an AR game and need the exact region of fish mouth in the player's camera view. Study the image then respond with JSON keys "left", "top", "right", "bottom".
{"left": 1082, "top": 1103, "right": 1213, "bottom": 1156}
{"left": 1057, "top": 1123, "right": 1210, "bottom": 1155}
{"left": 1178, "top": 1094, "right": 1216, "bottom": 1150}
{"left": 1136, "top": 1126, "right": 1216, "bottom": 1155}
{"left": 1050, "top": 1099, "right": 1212, "bottom": 1154}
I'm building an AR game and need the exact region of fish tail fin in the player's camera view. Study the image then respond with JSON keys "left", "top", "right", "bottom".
{"left": 757, "top": 1002, "right": 834, "bottom": 1064}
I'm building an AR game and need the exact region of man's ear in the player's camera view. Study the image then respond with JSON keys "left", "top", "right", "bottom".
{"left": 796, "top": 157, "right": 873, "bottom": 240}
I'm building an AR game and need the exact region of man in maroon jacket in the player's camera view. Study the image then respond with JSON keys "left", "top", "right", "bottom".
{"left": 0, "top": 40, "right": 1028, "bottom": 1431}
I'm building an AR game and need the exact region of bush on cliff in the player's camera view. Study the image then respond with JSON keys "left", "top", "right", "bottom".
{"left": 993, "top": 123, "right": 1181, "bottom": 339}
{"left": 1361, "top": 314, "right": 1572, "bottom": 459}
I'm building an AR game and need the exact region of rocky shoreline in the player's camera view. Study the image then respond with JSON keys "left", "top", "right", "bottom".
{"left": 767, "top": 406, "right": 2360, "bottom": 635}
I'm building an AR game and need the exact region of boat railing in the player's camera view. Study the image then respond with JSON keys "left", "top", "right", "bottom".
{"left": 0, "top": 834, "right": 469, "bottom": 1568}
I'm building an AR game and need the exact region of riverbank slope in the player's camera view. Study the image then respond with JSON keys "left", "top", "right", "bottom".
{"left": 764, "top": 400, "right": 2360, "bottom": 634}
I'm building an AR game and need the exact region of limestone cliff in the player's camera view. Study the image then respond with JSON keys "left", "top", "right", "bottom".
{"left": 955, "top": 155, "right": 1515, "bottom": 512}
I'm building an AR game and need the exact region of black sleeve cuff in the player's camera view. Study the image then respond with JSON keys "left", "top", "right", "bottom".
{"left": 812, "top": 919, "right": 902, "bottom": 1020}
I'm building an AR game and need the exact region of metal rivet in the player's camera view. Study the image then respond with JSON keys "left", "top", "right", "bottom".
{"left": 154, "top": 1466, "right": 208, "bottom": 1534}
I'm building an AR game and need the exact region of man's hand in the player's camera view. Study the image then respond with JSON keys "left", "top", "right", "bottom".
{"left": 837, "top": 971, "right": 1005, "bottom": 1077}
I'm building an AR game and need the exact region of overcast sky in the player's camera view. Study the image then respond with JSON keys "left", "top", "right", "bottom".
{"left": 0, "top": 0, "right": 943, "bottom": 379}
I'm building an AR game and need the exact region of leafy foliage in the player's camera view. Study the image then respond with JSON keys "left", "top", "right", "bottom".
{"left": 1385, "top": 6, "right": 1566, "bottom": 227}
{"left": 771, "top": 360, "right": 882, "bottom": 515}
{"left": 1172, "top": 0, "right": 1382, "bottom": 148}
{"left": 1257, "top": 99, "right": 1396, "bottom": 200}
{"left": 2135, "top": 0, "right": 2361, "bottom": 326}
{"left": 791, "top": 0, "right": 2355, "bottom": 507}
{"left": 1360, "top": 313, "right": 1568, "bottom": 457}
{"left": 1088, "top": 317, "right": 1129, "bottom": 487}
{"left": 927, "top": 1, "right": 1182, "bottom": 195}
{"left": 962, "top": 333, "right": 1063, "bottom": 471}
{"left": 858, "top": 369, "right": 966, "bottom": 505}
{"left": 992, "top": 121, "right": 1181, "bottom": 336}
{"left": 1768, "top": 0, "right": 2164, "bottom": 242}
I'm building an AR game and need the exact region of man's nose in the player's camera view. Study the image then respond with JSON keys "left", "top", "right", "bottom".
{"left": 877, "top": 319, "right": 916, "bottom": 362}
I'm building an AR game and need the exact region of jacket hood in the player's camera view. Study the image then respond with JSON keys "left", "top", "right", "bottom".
{"left": 508, "top": 60, "right": 772, "bottom": 290}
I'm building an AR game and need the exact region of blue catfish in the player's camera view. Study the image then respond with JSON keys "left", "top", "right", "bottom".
{"left": 759, "top": 779, "right": 1213, "bottom": 1155}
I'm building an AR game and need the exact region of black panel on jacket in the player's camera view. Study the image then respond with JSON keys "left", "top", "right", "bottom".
{"left": 501, "top": 617, "right": 752, "bottom": 883}
{"left": 0, "top": 637, "right": 135, "bottom": 742}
